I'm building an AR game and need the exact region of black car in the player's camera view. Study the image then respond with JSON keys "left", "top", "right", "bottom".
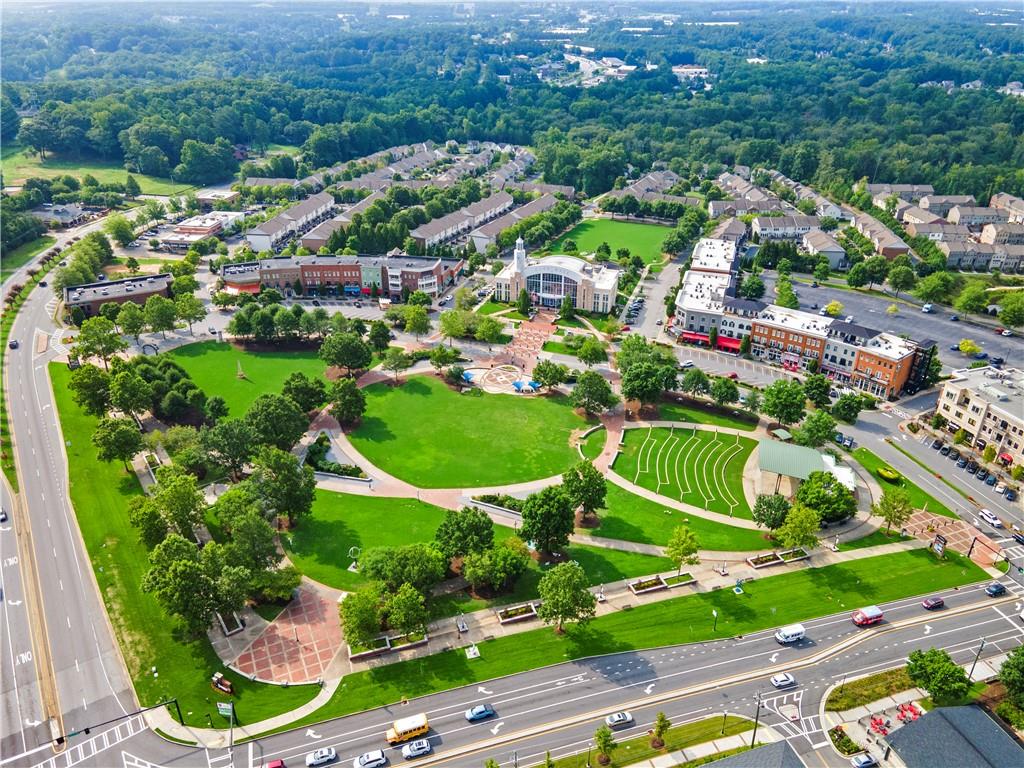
{"left": 976, "top": 469, "right": 988, "bottom": 482}
{"left": 7, "top": 340, "right": 17, "bottom": 350}
{"left": 986, "top": 582, "right": 1007, "bottom": 597}
{"left": 311, "top": 300, "right": 321, "bottom": 307}
{"left": 957, "top": 458, "right": 968, "bottom": 468}
{"left": 1012, "top": 532, "right": 1024, "bottom": 546}
{"left": 940, "top": 445, "right": 951, "bottom": 456}
{"left": 991, "top": 356, "right": 1005, "bottom": 366}
{"left": 1007, "top": 490, "right": 1018, "bottom": 502}
{"left": 949, "top": 449, "right": 961, "bottom": 461}
{"left": 931, "top": 439, "right": 943, "bottom": 450}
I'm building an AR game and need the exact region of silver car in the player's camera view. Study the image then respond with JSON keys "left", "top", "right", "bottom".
{"left": 604, "top": 711, "right": 633, "bottom": 728}
{"left": 401, "top": 739, "right": 431, "bottom": 759}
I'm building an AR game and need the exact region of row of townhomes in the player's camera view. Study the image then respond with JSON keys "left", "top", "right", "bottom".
{"left": 245, "top": 192, "right": 336, "bottom": 252}
{"left": 493, "top": 237, "right": 620, "bottom": 314}
{"left": 221, "top": 254, "right": 465, "bottom": 299}
{"left": 605, "top": 169, "right": 703, "bottom": 210}
{"left": 671, "top": 237, "right": 937, "bottom": 399}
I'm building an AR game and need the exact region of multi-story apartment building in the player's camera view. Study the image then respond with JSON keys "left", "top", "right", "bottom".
{"left": 919, "top": 195, "right": 976, "bottom": 218}
{"left": 980, "top": 222, "right": 1024, "bottom": 246}
{"left": 936, "top": 367, "right": 1024, "bottom": 467}
{"left": 751, "top": 215, "right": 820, "bottom": 240}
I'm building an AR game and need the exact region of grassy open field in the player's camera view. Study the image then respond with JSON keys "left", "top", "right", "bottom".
{"left": 168, "top": 341, "right": 328, "bottom": 416}
{"left": 590, "top": 483, "right": 770, "bottom": 551}
{"left": 549, "top": 219, "right": 672, "bottom": 265}
{"left": 49, "top": 364, "right": 319, "bottom": 728}
{"left": 852, "top": 447, "right": 956, "bottom": 518}
{"left": 349, "top": 375, "right": 588, "bottom": 488}
{"left": 658, "top": 399, "right": 758, "bottom": 432}
{"left": 283, "top": 548, "right": 986, "bottom": 729}
{"left": 580, "top": 428, "right": 606, "bottom": 460}
{"left": 282, "top": 490, "right": 673, "bottom": 618}
{"left": 617, "top": 427, "right": 755, "bottom": 518}
{"left": 2, "top": 235, "right": 56, "bottom": 283}
{"left": 1, "top": 145, "right": 194, "bottom": 195}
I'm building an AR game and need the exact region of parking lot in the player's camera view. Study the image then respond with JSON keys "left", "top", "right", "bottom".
{"left": 760, "top": 274, "right": 1023, "bottom": 372}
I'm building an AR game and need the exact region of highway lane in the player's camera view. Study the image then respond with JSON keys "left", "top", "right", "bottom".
{"left": 3, "top": 261, "right": 136, "bottom": 765}
{"left": 198, "top": 580, "right": 1010, "bottom": 768}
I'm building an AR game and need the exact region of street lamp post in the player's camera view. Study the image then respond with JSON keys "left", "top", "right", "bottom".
{"left": 969, "top": 638, "right": 987, "bottom": 681}
{"left": 586, "top": 741, "right": 592, "bottom": 768}
{"left": 712, "top": 608, "right": 718, "bottom": 632}
{"left": 750, "top": 691, "right": 762, "bottom": 748}
{"left": 839, "top": 673, "right": 847, "bottom": 694}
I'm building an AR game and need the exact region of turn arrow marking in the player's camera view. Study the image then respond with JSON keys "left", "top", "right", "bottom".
{"left": 305, "top": 728, "right": 321, "bottom": 739}
{"left": 924, "top": 625, "right": 932, "bottom": 635}
{"left": 490, "top": 721, "right": 505, "bottom": 736}
{"left": 25, "top": 718, "right": 41, "bottom": 727}
{"left": 644, "top": 683, "right": 655, "bottom": 695}
{"left": 477, "top": 686, "right": 493, "bottom": 694}
{"left": 8, "top": 600, "right": 21, "bottom": 606}
{"left": 768, "top": 653, "right": 778, "bottom": 664}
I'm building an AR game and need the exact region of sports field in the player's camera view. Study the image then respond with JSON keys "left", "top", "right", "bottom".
{"left": 549, "top": 219, "right": 671, "bottom": 265}
{"left": 617, "top": 427, "right": 755, "bottom": 518}
{"left": 1, "top": 145, "right": 194, "bottom": 195}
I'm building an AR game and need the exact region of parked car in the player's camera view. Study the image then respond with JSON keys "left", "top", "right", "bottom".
{"left": 974, "top": 352, "right": 989, "bottom": 360}
{"left": 949, "top": 449, "right": 960, "bottom": 461}
{"left": 949, "top": 315, "right": 959, "bottom": 322}
{"left": 980, "top": 508, "right": 1003, "bottom": 528}
{"left": 991, "top": 356, "right": 1005, "bottom": 366}
{"left": 465, "top": 704, "right": 496, "bottom": 722}
{"left": 834, "top": 432, "right": 845, "bottom": 445}
{"left": 996, "top": 482, "right": 1007, "bottom": 495}
{"left": 956, "top": 458, "right": 968, "bottom": 469}
{"left": 921, "top": 304, "right": 934, "bottom": 313}
{"left": 39, "top": 280, "right": 47, "bottom": 287}
{"left": 940, "top": 445, "right": 951, "bottom": 456}
{"left": 931, "top": 439, "right": 944, "bottom": 449}
{"left": 401, "top": 740, "right": 432, "bottom": 759}
{"left": 1002, "top": 329, "right": 1014, "bottom": 337}
{"left": 726, "top": 372, "right": 739, "bottom": 380}
{"left": 986, "top": 475, "right": 997, "bottom": 487}
{"left": 949, "top": 344, "right": 960, "bottom": 351}
{"left": 305, "top": 748, "right": 337, "bottom": 767}
{"left": 0, "top": 508, "right": 7, "bottom": 523}
{"left": 655, "top": 319, "right": 663, "bottom": 326}
{"left": 770, "top": 672, "right": 797, "bottom": 688}
{"left": 994, "top": 327, "right": 1007, "bottom": 335}
{"left": 679, "top": 360, "right": 694, "bottom": 369}
{"left": 605, "top": 712, "right": 634, "bottom": 728}
{"left": 965, "top": 462, "right": 978, "bottom": 474}
{"left": 267, "top": 761, "right": 286, "bottom": 768}
{"left": 351, "top": 750, "right": 385, "bottom": 768}
{"left": 1007, "top": 490, "right": 1018, "bottom": 502}
{"left": 843, "top": 436, "right": 855, "bottom": 449}
{"left": 976, "top": 469, "right": 988, "bottom": 482}
{"left": 921, "top": 596, "right": 945, "bottom": 611}
{"left": 851, "top": 754, "right": 878, "bottom": 768}
{"left": 985, "top": 582, "right": 1007, "bottom": 597}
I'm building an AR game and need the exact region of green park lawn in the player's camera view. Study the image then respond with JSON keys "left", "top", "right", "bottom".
{"left": 283, "top": 490, "right": 673, "bottom": 618}
{"left": 284, "top": 548, "right": 986, "bottom": 729}
{"left": 617, "top": 427, "right": 755, "bottom": 518}
{"left": 349, "top": 375, "right": 587, "bottom": 487}
{"left": 658, "top": 399, "right": 758, "bottom": 432}
{"left": 49, "top": 364, "right": 319, "bottom": 728}
{"left": 542, "top": 339, "right": 608, "bottom": 361}
{"left": 580, "top": 428, "right": 606, "bottom": 461}
{"left": 169, "top": 341, "right": 328, "bottom": 416}
{"left": 590, "top": 484, "right": 770, "bottom": 551}
{"left": 2, "top": 235, "right": 56, "bottom": 283}
{"left": 852, "top": 447, "right": 956, "bottom": 518}
{"left": 837, "top": 529, "right": 913, "bottom": 552}
{"left": 550, "top": 219, "right": 672, "bottom": 265}
{"left": 1, "top": 145, "right": 194, "bottom": 195}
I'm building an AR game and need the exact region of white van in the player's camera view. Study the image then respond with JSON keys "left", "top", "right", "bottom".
{"left": 774, "top": 623, "right": 806, "bottom": 644}
{"left": 922, "top": 304, "right": 934, "bottom": 313}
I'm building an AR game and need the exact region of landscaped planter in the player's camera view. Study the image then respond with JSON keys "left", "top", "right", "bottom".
{"left": 877, "top": 466, "right": 902, "bottom": 482}
{"left": 664, "top": 572, "right": 696, "bottom": 588}
{"left": 348, "top": 635, "right": 391, "bottom": 661}
{"left": 497, "top": 603, "right": 538, "bottom": 624}
{"left": 629, "top": 575, "right": 669, "bottom": 594}
{"left": 388, "top": 632, "right": 429, "bottom": 652}
{"left": 746, "top": 552, "right": 785, "bottom": 569}
{"left": 779, "top": 548, "right": 810, "bottom": 563}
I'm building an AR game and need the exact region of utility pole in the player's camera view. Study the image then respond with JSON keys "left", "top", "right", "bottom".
{"left": 969, "top": 638, "right": 987, "bottom": 682}
{"left": 750, "top": 691, "right": 763, "bottom": 748}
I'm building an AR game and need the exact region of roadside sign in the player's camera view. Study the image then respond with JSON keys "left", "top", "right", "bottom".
{"left": 216, "top": 702, "right": 233, "bottom": 717}
{"left": 932, "top": 534, "right": 947, "bottom": 557}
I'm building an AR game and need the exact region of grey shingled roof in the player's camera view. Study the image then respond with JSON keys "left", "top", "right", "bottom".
{"left": 705, "top": 741, "right": 805, "bottom": 768}
{"left": 886, "top": 705, "right": 1024, "bottom": 768}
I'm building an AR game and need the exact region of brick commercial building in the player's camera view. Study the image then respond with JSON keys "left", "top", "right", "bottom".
{"left": 936, "top": 367, "right": 1024, "bottom": 468}
{"left": 64, "top": 274, "right": 173, "bottom": 317}
{"left": 161, "top": 211, "right": 244, "bottom": 251}
{"left": 493, "top": 237, "right": 619, "bottom": 314}
{"left": 221, "top": 254, "right": 464, "bottom": 299}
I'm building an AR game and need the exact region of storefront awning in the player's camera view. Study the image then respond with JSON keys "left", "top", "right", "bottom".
{"left": 681, "top": 332, "right": 710, "bottom": 343}
{"left": 999, "top": 452, "right": 1014, "bottom": 463}
{"left": 717, "top": 336, "right": 742, "bottom": 351}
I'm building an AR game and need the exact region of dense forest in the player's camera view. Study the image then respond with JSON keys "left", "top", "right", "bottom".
{"left": 3, "top": 1, "right": 1024, "bottom": 199}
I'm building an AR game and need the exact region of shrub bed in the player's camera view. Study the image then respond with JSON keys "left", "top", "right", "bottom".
{"left": 828, "top": 726, "right": 862, "bottom": 756}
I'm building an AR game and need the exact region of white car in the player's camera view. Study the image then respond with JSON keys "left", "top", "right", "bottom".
{"left": 679, "top": 360, "right": 694, "bottom": 369}
{"left": 1002, "top": 330, "right": 1014, "bottom": 337}
{"left": 996, "top": 482, "right": 1007, "bottom": 495}
{"left": 351, "top": 750, "right": 386, "bottom": 768}
{"left": 770, "top": 672, "right": 796, "bottom": 688}
{"left": 306, "top": 747, "right": 337, "bottom": 767}
{"left": 401, "top": 739, "right": 432, "bottom": 759}
{"left": 605, "top": 711, "right": 633, "bottom": 728}
{"left": 979, "top": 508, "right": 1003, "bottom": 528}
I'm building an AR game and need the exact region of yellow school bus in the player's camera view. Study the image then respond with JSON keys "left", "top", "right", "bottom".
{"left": 386, "top": 713, "right": 429, "bottom": 744}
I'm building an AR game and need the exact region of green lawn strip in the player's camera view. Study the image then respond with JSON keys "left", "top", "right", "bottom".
{"left": 549, "top": 220, "right": 671, "bottom": 266}
{"left": 837, "top": 529, "right": 913, "bottom": 552}
{"left": 618, "top": 428, "right": 754, "bottom": 518}
{"left": 1, "top": 235, "right": 56, "bottom": 283}
{"left": 824, "top": 667, "right": 915, "bottom": 711}
{"left": 885, "top": 439, "right": 972, "bottom": 501}
{"left": 542, "top": 340, "right": 608, "bottom": 361}
{"left": 580, "top": 428, "right": 605, "bottom": 461}
{"left": 852, "top": 447, "right": 956, "bottom": 518}
{"left": 279, "top": 548, "right": 985, "bottom": 730}
{"left": 283, "top": 491, "right": 672, "bottom": 619}
{"left": 477, "top": 300, "right": 508, "bottom": 316}
{"left": 555, "top": 316, "right": 587, "bottom": 330}
{"left": 50, "top": 364, "right": 319, "bottom": 728}
{"left": 546, "top": 716, "right": 753, "bottom": 768}
{"left": 658, "top": 400, "right": 758, "bottom": 432}
{"left": 591, "top": 484, "right": 769, "bottom": 551}
{"left": 348, "top": 375, "right": 588, "bottom": 488}
{"left": 168, "top": 341, "right": 327, "bottom": 416}
{"left": 1, "top": 145, "right": 194, "bottom": 195}
{"left": 920, "top": 681, "right": 986, "bottom": 711}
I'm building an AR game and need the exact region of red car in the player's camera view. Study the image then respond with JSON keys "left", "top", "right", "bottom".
{"left": 726, "top": 372, "right": 739, "bottom": 380}
{"left": 922, "top": 596, "right": 945, "bottom": 610}
{"left": 620, "top": 326, "right": 630, "bottom": 332}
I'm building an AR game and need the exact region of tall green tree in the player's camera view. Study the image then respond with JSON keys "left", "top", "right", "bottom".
{"left": 562, "top": 459, "right": 606, "bottom": 522}
{"left": 68, "top": 364, "right": 112, "bottom": 416}
{"left": 752, "top": 494, "right": 790, "bottom": 532}
{"left": 762, "top": 379, "right": 806, "bottom": 426}
{"left": 247, "top": 445, "right": 316, "bottom": 525}
{"left": 319, "top": 332, "right": 372, "bottom": 376}
{"left": 92, "top": 416, "right": 143, "bottom": 469}
{"left": 570, "top": 370, "right": 619, "bottom": 415}
{"left": 75, "top": 316, "right": 128, "bottom": 371}
{"left": 434, "top": 506, "right": 494, "bottom": 560}
{"left": 330, "top": 378, "right": 367, "bottom": 425}
{"left": 117, "top": 302, "right": 147, "bottom": 344}
{"left": 906, "top": 648, "right": 970, "bottom": 703}
{"left": 519, "top": 485, "right": 574, "bottom": 555}
{"left": 775, "top": 502, "right": 820, "bottom": 550}
{"left": 666, "top": 525, "right": 700, "bottom": 574}
{"left": 537, "top": 561, "right": 597, "bottom": 633}
{"left": 144, "top": 295, "right": 177, "bottom": 338}
{"left": 245, "top": 393, "right": 307, "bottom": 450}
{"left": 871, "top": 486, "right": 913, "bottom": 534}
{"left": 109, "top": 369, "right": 153, "bottom": 419}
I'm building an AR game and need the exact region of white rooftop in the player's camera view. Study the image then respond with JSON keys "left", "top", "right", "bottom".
{"left": 757, "top": 305, "right": 834, "bottom": 336}
{"left": 689, "top": 238, "right": 737, "bottom": 274}
{"left": 675, "top": 269, "right": 732, "bottom": 314}
{"left": 863, "top": 332, "right": 916, "bottom": 360}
